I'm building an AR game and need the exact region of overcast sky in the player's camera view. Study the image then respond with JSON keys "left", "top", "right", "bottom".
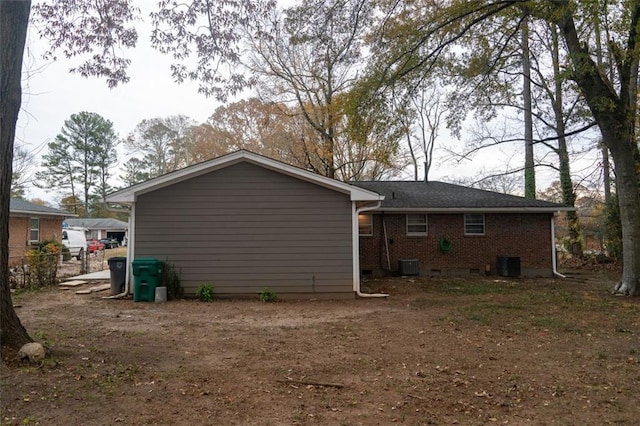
{"left": 16, "top": 20, "right": 219, "bottom": 159}
{"left": 16, "top": 11, "right": 224, "bottom": 203}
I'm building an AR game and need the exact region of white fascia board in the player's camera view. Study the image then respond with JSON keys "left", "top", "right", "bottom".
{"left": 10, "top": 209, "right": 76, "bottom": 218}
{"left": 374, "top": 207, "right": 575, "bottom": 213}
{"left": 105, "top": 150, "right": 385, "bottom": 204}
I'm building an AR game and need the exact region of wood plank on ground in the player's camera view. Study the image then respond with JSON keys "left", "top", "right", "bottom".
{"left": 75, "top": 283, "right": 110, "bottom": 295}
{"left": 59, "top": 280, "right": 87, "bottom": 287}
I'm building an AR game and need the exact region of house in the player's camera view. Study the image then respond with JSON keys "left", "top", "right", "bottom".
{"left": 350, "top": 181, "right": 573, "bottom": 277}
{"left": 105, "top": 150, "right": 571, "bottom": 299}
{"left": 63, "top": 218, "right": 128, "bottom": 245}
{"left": 9, "top": 198, "right": 75, "bottom": 266}
{"left": 105, "top": 150, "right": 384, "bottom": 299}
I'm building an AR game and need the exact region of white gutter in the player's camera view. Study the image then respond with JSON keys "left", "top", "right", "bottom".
{"left": 102, "top": 203, "right": 135, "bottom": 299}
{"left": 353, "top": 201, "right": 388, "bottom": 298}
{"left": 551, "top": 215, "right": 565, "bottom": 278}
{"left": 378, "top": 207, "right": 575, "bottom": 213}
{"left": 10, "top": 209, "right": 77, "bottom": 218}
{"left": 124, "top": 203, "right": 136, "bottom": 295}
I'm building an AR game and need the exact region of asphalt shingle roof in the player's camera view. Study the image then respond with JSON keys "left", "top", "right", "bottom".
{"left": 10, "top": 198, "right": 73, "bottom": 216}
{"left": 64, "top": 218, "right": 128, "bottom": 230}
{"left": 351, "top": 181, "right": 571, "bottom": 211}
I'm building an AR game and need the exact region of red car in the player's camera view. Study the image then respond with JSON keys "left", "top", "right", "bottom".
{"left": 87, "top": 239, "right": 105, "bottom": 253}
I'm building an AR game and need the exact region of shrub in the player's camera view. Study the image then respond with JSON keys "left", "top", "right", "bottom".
{"left": 161, "top": 259, "right": 183, "bottom": 299}
{"left": 24, "top": 240, "right": 63, "bottom": 289}
{"left": 196, "top": 283, "right": 215, "bottom": 302}
{"left": 258, "top": 287, "right": 277, "bottom": 302}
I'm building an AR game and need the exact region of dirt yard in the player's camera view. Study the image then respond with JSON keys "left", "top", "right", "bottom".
{"left": 2, "top": 269, "right": 639, "bottom": 425}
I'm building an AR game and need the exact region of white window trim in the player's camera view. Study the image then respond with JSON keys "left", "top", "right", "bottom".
{"left": 358, "top": 214, "right": 373, "bottom": 236}
{"left": 406, "top": 214, "right": 428, "bottom": 236}
{"left": 29, "top": 217, "right": 40, "bottom": 243}
{"left": 464, "top": 213, "right": 485, "bottom": 235}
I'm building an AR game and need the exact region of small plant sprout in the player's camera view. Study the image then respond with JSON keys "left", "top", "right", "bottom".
{"left": 258, "top": 287, "right": 277, "bottom": 302}
{"left": 196, "top": 283, "right": 215, "bottom": 302}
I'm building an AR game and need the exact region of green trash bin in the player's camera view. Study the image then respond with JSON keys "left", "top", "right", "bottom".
{"left": 132, "top": 258, "right": 163, "bottom": 302}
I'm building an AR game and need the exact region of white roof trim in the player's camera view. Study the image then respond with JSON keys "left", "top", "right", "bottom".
{"left": 374, "top": 207, "right": 574, "bottom": 213}
{"left": 105, "top": 150, "right": 384, "bottom": 204}
{"left": 10, "top": 209, "right": 76, "bottom": 218}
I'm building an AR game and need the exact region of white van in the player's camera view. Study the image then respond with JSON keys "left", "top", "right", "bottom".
{"left": 61, "top": 228, "right": 87, "bottom": 260}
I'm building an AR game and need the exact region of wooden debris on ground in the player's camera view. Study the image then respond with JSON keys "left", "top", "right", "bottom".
{"left": 59, "top": 280, "right": 87, "bottom": 287}
{"left": 75, "top": 283, "right": 110, "bottom": 294}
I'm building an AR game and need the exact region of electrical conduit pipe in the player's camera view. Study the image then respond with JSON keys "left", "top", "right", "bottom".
{"left": 354, "top": 201, "right": 388, "bottom": 298}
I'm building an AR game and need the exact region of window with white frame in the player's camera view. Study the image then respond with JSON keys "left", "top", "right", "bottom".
{"left": 29, "top": 217, "right": 40, "bottom": 243}
{"left": 358, "top": 214, "right": 373, "bottom": 236}
{"left": 464, "top": 213, "right": 485, "bottom": 235}
{"left": 406, "top": 214, "right": 428, "bottom": 235}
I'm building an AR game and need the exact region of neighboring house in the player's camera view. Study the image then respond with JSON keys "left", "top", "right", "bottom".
{"left": 105, "top": 150, "right": 383, "bottom": 299}
{"left": 351, "top": 181, "right": 573, "bottom": 278}
{"left": 105, "top": 150, "right": 571, "bottom": 299}
{"left": 63, "top": 218, "right": 128, "bottom": 244}
{"left": 9, "top": 198, "right": 75, "bottom": 266}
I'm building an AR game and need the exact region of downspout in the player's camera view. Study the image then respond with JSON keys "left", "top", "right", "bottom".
{"left": 354, "top": 201, "right": 388, "bottom": 298}
{"left": 102, "top": 202, "right": 135, "bottom": 299}
{"left": 551, "top": 214, "right": 565, "bottom": 278}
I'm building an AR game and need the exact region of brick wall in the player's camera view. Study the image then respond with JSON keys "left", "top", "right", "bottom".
{"left": 359, "top": 212, "right": 554, "bottom": 277}
{"left": 9, "top": 215, "right": 64, "bottom": 267}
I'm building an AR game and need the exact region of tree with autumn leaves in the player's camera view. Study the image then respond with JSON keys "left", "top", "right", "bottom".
{"left": 368, "top": 0, "right": 639, "bottom": 294}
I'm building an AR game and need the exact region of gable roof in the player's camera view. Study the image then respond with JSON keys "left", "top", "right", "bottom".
{"left": 10, "top": 198, "right": 75, "bottom": 217}
{"left": 351, "top": 181, "right": 573, "bottom": 213}
{"left": 64, "top": 218, "right": 128, "bottom": 230}
{"left": 105, "top": 150, "right": 384, "bottom": 204}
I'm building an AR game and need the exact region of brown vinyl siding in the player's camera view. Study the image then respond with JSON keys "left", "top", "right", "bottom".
{"left": 134, "top": 162, "right": 354, "bottom": 297}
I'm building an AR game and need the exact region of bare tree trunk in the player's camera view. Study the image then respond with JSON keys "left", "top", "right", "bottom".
{"left": 555, "top": 5, "right": 640, "bottom": 295}
{"left": 601, "top": 144, "right": 612, "bottom": 204}
{"left": 405, "top": 127, "right": 418, "bottom": 181}
{"left": 1, "top": 0, "right": 33, "bottom": 350}
{"left": 558, "top": 135, "right": 582, "bottom": 256}
{"left": 593, "top": 6, "right": 612, "bottom": 205}
{"left": 550, "top": 24, "right": 582, "bottom": 256}
{"left": 609, "top": 135, "right": 640, "bottom": 295}
{"left": 522, "top": 15, "right": 536, "bottom": 199}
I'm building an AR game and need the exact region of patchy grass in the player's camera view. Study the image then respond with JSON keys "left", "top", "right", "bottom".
{"left": 424, "top": 278, "right": 519, "bottom": 295}
{"left": 3, "top": 272, "right": 640, "bottom": 425}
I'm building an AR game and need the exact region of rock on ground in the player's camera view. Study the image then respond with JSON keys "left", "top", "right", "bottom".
{"left": 17, "top": 342, "right": 45, "bottom": 363}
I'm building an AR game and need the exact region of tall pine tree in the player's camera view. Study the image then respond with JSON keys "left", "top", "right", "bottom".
{"left": 36, "top": 112, "right": 118, "bottom": 216}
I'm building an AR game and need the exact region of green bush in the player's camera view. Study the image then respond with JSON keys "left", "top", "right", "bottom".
{"left": 258, "top": 287, "right": 277, "bottom": 302}
{"left": 24, "top": 240, "right": 63, "bottom": 289}
{"left": 196, "top": 283, "right": 215, "bottom": 302}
